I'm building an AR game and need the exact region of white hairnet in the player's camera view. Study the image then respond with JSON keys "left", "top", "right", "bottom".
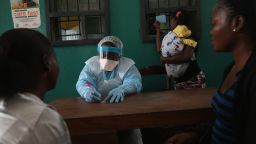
{"left": 98, "top": 36, "right": 123, "bottom": 48}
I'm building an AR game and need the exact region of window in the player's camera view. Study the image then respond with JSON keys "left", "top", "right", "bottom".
{"left": 140, "top": 0, "right": 200, "bottom": 42}
{"left": 45, "top": 0, "right": 110, "bottom": 46}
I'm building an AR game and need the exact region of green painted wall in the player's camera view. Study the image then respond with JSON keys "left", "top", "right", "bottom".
{"left": 0, "top": 0, "right": 232, "bottom": 103}
{"left": 197, "top": 0, "right": 232, "bottom": 89}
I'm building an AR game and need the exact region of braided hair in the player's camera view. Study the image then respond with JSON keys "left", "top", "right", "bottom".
{"left": 216, "top": 0, "right": 256, "bottom": 38}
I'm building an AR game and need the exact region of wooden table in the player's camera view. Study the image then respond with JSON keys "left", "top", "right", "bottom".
{"left": 51, "top": 88, "right": 216, "bottom": 144}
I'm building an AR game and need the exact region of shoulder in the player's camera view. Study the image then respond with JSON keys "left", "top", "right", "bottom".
{"left": 120, "top": 57, "right": 135, "bottom": 64}
{"left": 85, "top": 56, "right": 99, "bottom": 65}
{"left": 0, "top": 111, "right": 33, "bottom": 144}
{"left": 239, "top": 51, "right": 256, "bottom": 80}
{"left": 33, "top": 106, "right": 71, "bottom": 144}
{"left": 35, "top": 106, "right": 67, "bottom": 133}
{"left": 118, "top": 57, "right": 137, "bottom": 79}
{"left": 163, "top": 31, "right": 178, "bottom": 40}
{"left": 3, "top": 94, "right": 70, "bottom": 144}
{"left": 5, "top": 93, "right": 48, "bottom": 127}
{"left": 119, "top": 57, "right": 135, "bottom": 70}
{"left": 235, "top": 51, "right": 256, "bottom": 101}
{"left": 17, "top": 100, "right": 66, "bottom": 132}
{"left": 35, "top": 105, "right": 66, "bottom": 129}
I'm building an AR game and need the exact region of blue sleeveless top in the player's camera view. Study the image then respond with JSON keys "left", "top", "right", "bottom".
{"left": 211, "top": 85, "right": 238, "bottom": 144}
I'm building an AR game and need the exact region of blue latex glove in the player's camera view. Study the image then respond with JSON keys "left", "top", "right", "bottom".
{"left": 104, "top": 88, "right": 124, "bottom": 103}
{"left": 91, "top": 90, "right": 102, "bottom": 102}
{"left": 83, "top": 88, "right": 102, "bottom": 102}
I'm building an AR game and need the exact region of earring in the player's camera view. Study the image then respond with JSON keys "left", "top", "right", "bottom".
{"left": 233, "top": 29, "right": 236, "bottom": 32}
{"left": 46, "top": 60, "right": 52, "bottom": 71}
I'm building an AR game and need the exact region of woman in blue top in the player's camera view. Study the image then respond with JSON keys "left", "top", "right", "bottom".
{"left": 165, "top": 0, "right": 256, "bottom": 143}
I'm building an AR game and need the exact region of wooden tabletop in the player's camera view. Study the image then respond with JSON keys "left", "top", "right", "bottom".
{"left": 51, "top": 88, "right": 216, "bottom": 134}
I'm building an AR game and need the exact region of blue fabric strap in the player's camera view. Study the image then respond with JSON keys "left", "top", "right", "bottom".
{"left": 97, "top": 46, "right": 122, "bottom": 54}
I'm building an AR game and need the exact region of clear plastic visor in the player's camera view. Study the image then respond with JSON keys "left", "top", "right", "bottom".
{"left": 97, "top": 46, "right": 122, "bottom": 61}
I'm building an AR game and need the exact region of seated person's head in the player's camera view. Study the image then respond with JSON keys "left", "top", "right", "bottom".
{"left": 0, "top": 28, "right": 59, "bottom": 99}
{"left": 97, "top": 36, "right": 123, "bottom": 71}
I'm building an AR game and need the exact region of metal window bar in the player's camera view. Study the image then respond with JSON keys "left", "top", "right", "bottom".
{"left": 89, "top": 0, "right": 100, "bottom": 11}
{"left": 67, "top": 16, "right": 70, "bottom": 40}
{"left": 77, "top": 0, "right": 79, "bottom": 11}
{"left": 66, "top": 0, "right": 68, "bottom": 12}
{"left": 49, "top": 0, "right": 55, "bottom": 12}
{"left": 84, "top": 16, "right": 88, "bottom": 39}
{"left": 85, "top": 16, "right": 102, "bottom": 39}
{"left": 146, "top": 0, "right": 148, "bottom": 10}
{"left": 67, "top": 0, "right": 78, "bottom": 12}
{"left": 78, "top": 16, "right": 82, "bottom": 38}
{"left": 56, "top": 17, "right": 62, "bottom": 40}
{"left": 66, "top": 0, "right": 71, "bottom": 12}
{"left": 142, "top": 0, "right": 199, "bottom": 41}
{"left": 60, "top": 34, "right": 81, "bottom": 36}
{"left": 46, "top": 0, "right": 109, "bottom": 44}
{"left": 80, "top": 16, "right": 86, "bottom": 39}
{"left": 99, "top": 16, "right": 102, "bottom": 34}
{"left": 54, "top": 16, "right": 82, "bottom": 41}
{"left": 88, "top": 0, "right": 90, "bottom": 11}
{"left": 99, "top": 0, "right": 101, "bottom": 10}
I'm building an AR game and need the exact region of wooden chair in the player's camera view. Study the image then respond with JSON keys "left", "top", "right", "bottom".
{"left": 139, "top": 65, "right": 166, "bottom": 76}
{"left": 139, "top": 65, "right": 174, "bottom": 90}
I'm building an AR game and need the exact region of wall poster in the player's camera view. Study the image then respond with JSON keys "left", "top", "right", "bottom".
{"left": 10, "top": 0, "right": 41, "bottom": 28}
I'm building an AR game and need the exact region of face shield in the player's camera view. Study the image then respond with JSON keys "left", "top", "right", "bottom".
{"left": 97, "top": 36, "right": 123, "bottom": 71}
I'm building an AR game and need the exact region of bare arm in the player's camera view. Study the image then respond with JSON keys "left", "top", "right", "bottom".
{"left": 165, "top": 132, "right": 198, "bottom": 144}
{"left": 154, "top": 21, "right": 162, "bottom": 52}
{"left": 160, "top": 45, "right": 194, "bottom": 64}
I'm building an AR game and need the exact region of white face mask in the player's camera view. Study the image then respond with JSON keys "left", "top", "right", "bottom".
{"left": 99, "top": 58, "right": 119, "bottom": 71}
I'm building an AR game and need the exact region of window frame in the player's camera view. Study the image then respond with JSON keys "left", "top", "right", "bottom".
{"left": 140, "top": 0, "right": 201, "bottom": 42}
{"left": 45, "top": 0, "right": 110, "bottom": 46}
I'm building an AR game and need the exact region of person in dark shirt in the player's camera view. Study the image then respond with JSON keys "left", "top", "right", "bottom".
{"left": 165, "top": 0, "right": 256, "bottom": 143}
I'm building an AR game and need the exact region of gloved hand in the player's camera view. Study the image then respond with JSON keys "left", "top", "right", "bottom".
{"left": 90, "top": 90, "right": 102, "bottom": 102}
{"left": 104, "top": 88, "right": 124, "bottom": 103}
{"left": 84, "top": 88, "right": 102, "bottom": 103}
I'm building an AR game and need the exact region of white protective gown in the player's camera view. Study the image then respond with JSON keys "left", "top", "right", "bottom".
{"left": 76, "top": 56, "right": 142, "bottom": 102}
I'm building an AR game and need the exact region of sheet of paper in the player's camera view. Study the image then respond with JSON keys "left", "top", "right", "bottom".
{"left": 156, "top": 15, "right": 167, "bottom": 23}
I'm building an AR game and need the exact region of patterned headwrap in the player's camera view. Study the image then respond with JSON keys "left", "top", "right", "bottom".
{"left": 176, "top": 11, "right": 182, "bottom": 18}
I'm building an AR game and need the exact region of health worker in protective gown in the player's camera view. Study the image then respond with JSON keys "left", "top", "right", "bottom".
{"left": 76, "top": 36, "right": 142, "bottom": 103}
{"left": 76, "top": 36, "right": 143, "bottom": 144}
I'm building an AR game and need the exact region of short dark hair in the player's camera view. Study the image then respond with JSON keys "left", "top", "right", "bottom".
{"left": 0, "top": 29, "right": 53, "bottom": 98}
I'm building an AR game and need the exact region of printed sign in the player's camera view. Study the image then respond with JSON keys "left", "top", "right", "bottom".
{"left": 10, "top": 0, "right": 41, "bottom": 28}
